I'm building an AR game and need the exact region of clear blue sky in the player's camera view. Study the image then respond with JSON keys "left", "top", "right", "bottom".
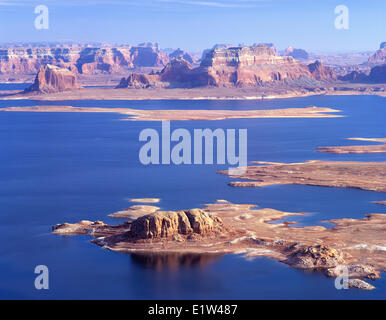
{"left": 0, "top": 0, "right": 385, "bottom": 52}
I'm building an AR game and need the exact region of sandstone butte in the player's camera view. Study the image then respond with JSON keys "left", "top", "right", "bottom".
{"left": 117, "top": 44, "right": 337, "bottom": 89}
{"left": 220, "top": 160, "right": 386, "bottom": 193}
{"left": 52, "top": 200, "right": 386, "bottom": 290}
{"left": 25, "top": 64, "right": 81, "bottom": 93}
{"left": 317, "top": 137, "right": 386, "bottom": 154}
{"left": 0, "top": 105, "right": 342, "bottom": 121}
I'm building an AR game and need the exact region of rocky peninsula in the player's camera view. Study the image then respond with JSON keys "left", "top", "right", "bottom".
{"left": 318, "top": 138, "right": 386, "bottom": 154}
{"left": 220, "top": 160, "right": 386, "bottom": 192}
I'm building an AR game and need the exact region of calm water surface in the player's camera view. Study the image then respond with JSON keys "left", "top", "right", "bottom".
{"left": 0, "top": 92, "right": 385, "bottom": 299}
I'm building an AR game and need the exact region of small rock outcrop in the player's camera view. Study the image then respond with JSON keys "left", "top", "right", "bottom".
{"left": 284, "top": 244, "right": 345, "bottom": 269}
{"left": 307, "top": 60, "right": 336, "bottom": 81}
{"left": 116, "top": 73, "right": 152, "bottom": 88}
{"left": 159, "top": 59, "right": 193, "bottom": 85}
{"left": 346, "top": 279, "right": 375, "bottom": 290}
{"left": 52, "top": 220, "right": 107, "bottom": 235}
{"left": 283, "top": 245, "right": 377, "bottom": 290}
{"left": 128, "top": 209, "right": 224, "bottom": 240}
{"left": 25, "top": 64, "right": 81, "bottom": 93}
{"left": 326, "top": 264, "right": 380, "bottom": 280}
{"left": 117, "top": 59, "right": 194, "bottom": 88}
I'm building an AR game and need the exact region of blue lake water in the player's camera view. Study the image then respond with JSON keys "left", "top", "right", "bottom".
{"left": 0, "top": 83, "right": 31, "bottom": 91}
{"left": 0, "top": 92, "right": 385, "bottom": 299}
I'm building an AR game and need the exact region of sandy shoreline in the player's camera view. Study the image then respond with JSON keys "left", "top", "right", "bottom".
{"left": 0, "top": 85, "right": 385, "bottom": 101}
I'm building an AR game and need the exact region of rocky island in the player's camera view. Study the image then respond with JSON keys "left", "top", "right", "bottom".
{"left": 52, "top": 199, "right": 386, "bottom": 290}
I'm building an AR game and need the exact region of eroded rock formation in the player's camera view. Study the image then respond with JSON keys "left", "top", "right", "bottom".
{"left": 52, "top": 199, "right": 386, "bottom": 290}
{"left": 118, "top": 44, "right": 336, "bottom": 88}
{"left": 54, "top": 209, "right": 225, "bottom": 242}
{"left": 284, "top": 245, "right": 345, "bottom": 269}
{"left": 25, "top": 64, "right": 80, "bottom": 93}
{"left": 128, "top": 209, "right": 224, "bottom": 241}
{"left": 307, "top": 60, "right": 336, "bottom": 81}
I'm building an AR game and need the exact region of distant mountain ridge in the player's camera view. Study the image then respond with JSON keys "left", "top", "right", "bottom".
{"left": 0, "top": 43, "right": 170, "bottom": 75}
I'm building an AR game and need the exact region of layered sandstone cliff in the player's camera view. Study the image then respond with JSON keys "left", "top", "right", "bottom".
{"left": 25, "top": 64, "right": 80, "bottom": 93}
{"left": 0, "top": 43, "right": 169, "bottom": 76}
{"left": 118, "top": 44, "right": 336, "bottom": 88}
{"left": 128, "top": 209, "right": 224, "bottom": 241}
{"left": 53, "top": 209, "right": 225, "bottom": 242}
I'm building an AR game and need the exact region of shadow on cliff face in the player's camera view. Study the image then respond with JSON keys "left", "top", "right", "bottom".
{"left": 130, "top": 253, "right": 223, "bottom": 271}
